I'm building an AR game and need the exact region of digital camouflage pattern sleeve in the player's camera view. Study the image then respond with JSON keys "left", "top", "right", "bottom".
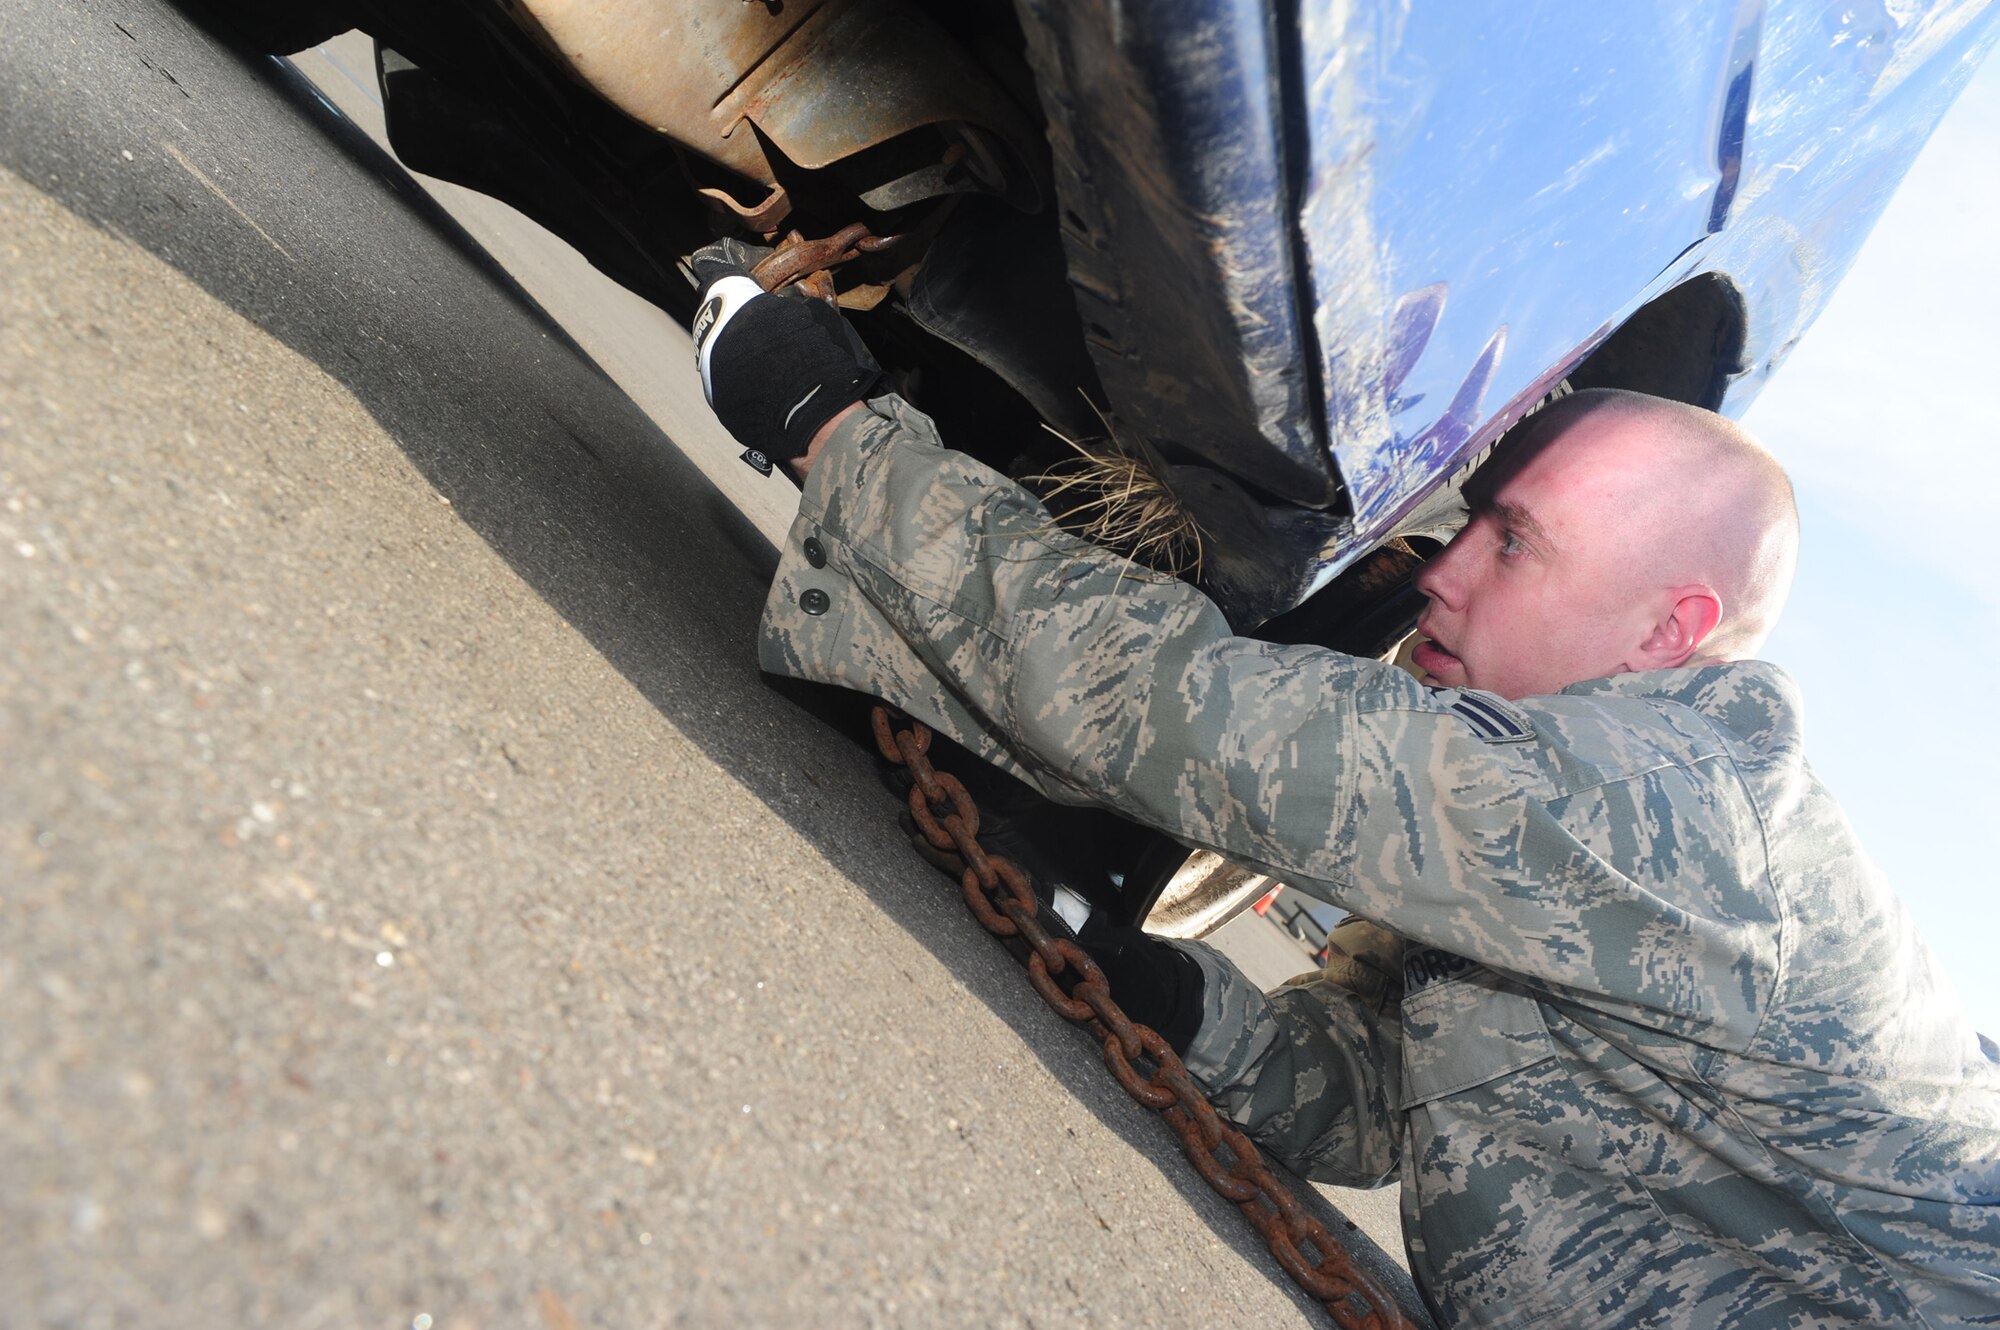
{"left": 760, "top": 395, "right": 2000, "bottom": 1329}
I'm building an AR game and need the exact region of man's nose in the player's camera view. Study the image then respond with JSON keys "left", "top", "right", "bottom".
{"left": 1416, "top": 536, "right": 1464, "bottom": 608}
{"left": 1414, "top": 530, "right": 1472, "bottom": 610}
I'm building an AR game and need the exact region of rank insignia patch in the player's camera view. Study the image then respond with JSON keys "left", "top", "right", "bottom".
{"left": 1432, "top": 689, "right": 1535, "bottom": 742}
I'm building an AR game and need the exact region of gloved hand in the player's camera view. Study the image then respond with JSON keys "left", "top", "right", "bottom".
{"left": 686, "top": 237, "right": 882, "bottom": 474}
{"left": 684, "top": 235, "right": 772, "bottom": 292}
{"left": 1318, "top": 916, "right": 1404, "bottom": 1013}
{"left": 1077, "top": 919, "right": 1207, "bottom": 1056}
{"left": 684, "top": 235, "right": 774, "bottom": 293}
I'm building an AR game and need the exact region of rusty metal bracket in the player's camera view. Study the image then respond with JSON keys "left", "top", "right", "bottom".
{"left": 698, "top": 181, "right": 793, "bottom": 234}
{"left": 870, "top": 705, "right": 1417, "bottom": 1330}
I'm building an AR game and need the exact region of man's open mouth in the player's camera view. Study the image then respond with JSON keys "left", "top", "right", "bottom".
{"left": 1411, "top": 624, "right": 1461, "bottom": 680}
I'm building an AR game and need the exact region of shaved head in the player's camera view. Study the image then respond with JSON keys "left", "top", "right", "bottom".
{"left": 1505, "top": 389, "right": 1799, "bottom": 655}
{"left": 1411, "top": 388, "right": 1799, "bottom": 699}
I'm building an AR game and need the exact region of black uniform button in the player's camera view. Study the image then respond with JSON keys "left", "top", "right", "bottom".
{"left": 802, "top": 536, "right": 826, "bottom": 568}
{"left": 799, "top": 588, "right": 831, "bottom": 616}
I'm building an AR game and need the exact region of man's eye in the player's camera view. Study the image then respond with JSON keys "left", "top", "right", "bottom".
{"left": 1498, "top": 530, "right": 1525, "bottom": 557}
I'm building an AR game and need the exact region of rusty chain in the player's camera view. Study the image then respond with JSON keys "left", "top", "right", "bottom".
{"left": 870, "top": 705, "right": 1417, "bottom": 1330}
{"left": 750, "top": 223, "right": 901, "bottom": 293}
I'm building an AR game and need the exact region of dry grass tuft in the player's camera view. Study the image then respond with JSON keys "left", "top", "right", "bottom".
{"left": 1024, "top": 425, "right": 1205, "bottom": 582}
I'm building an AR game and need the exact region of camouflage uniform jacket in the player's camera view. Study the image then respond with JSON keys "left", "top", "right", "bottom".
{"left": 759, "top": 396, "right": 2000, "bottom": 1329}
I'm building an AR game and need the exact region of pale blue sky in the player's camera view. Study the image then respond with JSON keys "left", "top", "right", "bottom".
{"left": 1743, "top": 50, "right": 2000, "bottom": 1033}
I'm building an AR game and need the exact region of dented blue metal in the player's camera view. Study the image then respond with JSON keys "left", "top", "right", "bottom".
{"left": 1030, "top": 0, "right": 2000, "bottom": 612}
{"left": 1302, "top": 0, "right": 2000, "bottom": 567}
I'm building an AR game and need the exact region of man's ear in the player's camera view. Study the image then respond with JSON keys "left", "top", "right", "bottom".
{"left": 1636, "top": 588, "right": 1723, "bottom": 669}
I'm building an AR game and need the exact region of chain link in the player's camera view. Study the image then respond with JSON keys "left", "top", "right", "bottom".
{"left": 870, "top": 705, "right": 1418, "bottom": 1330}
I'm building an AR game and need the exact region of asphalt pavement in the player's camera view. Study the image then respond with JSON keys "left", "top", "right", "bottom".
{"left": 0, "top": 3, "right": 1419, "bottom": 1326}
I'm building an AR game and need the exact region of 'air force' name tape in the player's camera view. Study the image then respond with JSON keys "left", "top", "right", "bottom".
{"left": 1404, "top": 946, "right": 1481, "bottom": 993}
{"left": 1428, "top": 688, "right": 1535, "bottom": 742}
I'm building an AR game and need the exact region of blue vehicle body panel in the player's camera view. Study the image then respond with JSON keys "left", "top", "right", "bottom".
{"left": 1302, "top": 0, "right": 2000, "bottom": 580}
{"left": 1024, "top": 0, "right": 1999, "bottom": 616}
{"left": 1301, "top": 3, "right": 1756, "bottom": 532}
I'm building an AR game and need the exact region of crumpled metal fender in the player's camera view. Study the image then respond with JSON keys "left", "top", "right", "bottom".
{"left": 1010, "top": 0, "right": 1335, "bottom": 511}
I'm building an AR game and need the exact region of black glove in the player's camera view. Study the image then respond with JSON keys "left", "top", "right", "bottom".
{"left": 684, "top": 235, "right": 772, "bottom": 292}
{"left": 1077, "top": 919, "right": 1206, "bottom": 1056}
{"left": 686, "top": 239, "right": 881, "bottom": 473}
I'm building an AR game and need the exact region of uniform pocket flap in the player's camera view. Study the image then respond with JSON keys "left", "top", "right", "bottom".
{"left": 1397, "top": 963, "right": 1555, "bottom": 1109}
